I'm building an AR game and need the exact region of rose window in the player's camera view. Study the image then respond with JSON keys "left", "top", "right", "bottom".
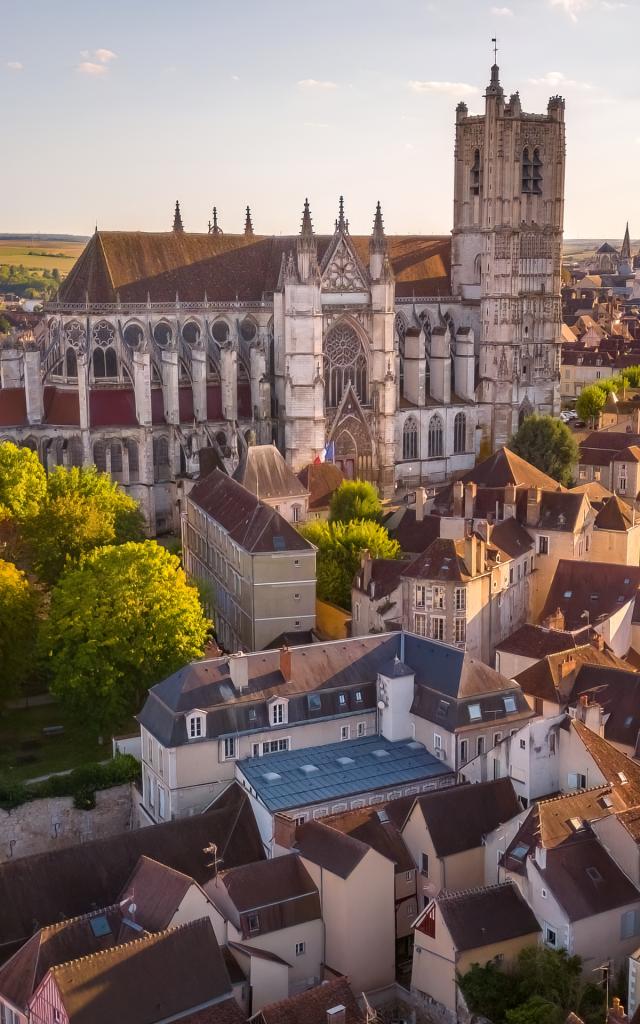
{"left": 63, "top": 320, "right": 87, "bottom": 351}
{"left": 93, "top": 320, "right": 115, "bottom": 348}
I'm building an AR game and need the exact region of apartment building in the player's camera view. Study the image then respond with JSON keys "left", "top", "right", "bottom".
{"left": 182, "top": 468, "right": 316, "bottom": 652}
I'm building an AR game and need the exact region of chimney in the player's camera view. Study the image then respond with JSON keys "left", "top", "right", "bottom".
{"left": 504, "top": 483, "right": 517, "bottom": 520}
{"left": 542, "top": 608, "right": 565, "bottom": 631}
{"left": 327, "top": 1007, "right": 346, "bottom": 1024}
{"left": 361, "top": 549, "right": 373, "bottom": 591}
{"left": 228, "top": 652, "right": 249, "bottom": 693}
{"left": 280, "top": 645, "right": 292, "bottom": 682}
{"left": 465, "top": 533, "right": 478, "bottom": 577}
{"left": 576, "top": 694, "right": 605, "bottom": 735}
{"left": 415, "top": 486, "right": 427, "bottom": 523}
{"left": 526, "top": 486, "right": 542, "bottom": 527}
{"left": 464, "top": 482, "right": 477, "bottom": 520}
{"left": 273, "top": 813, "right": 297, "bottom": 850}
{"left": 453, "top": 480, "right": 464, "bottom": 518}
{"left": 560, "top": 656, "right": 576, "bottom": 679}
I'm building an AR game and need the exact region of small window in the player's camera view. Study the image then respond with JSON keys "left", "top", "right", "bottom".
{"left": 340, "top": 725, "right": 350, "bottom": 741}
{"left": 188, "top": 715, "right": 204, "bottom": 739}
{"left": 538, "top": 535, "right": 549, "bottom": 555}
{"left": 271, "top": 702, "right": 286, "bottom": 725}
{"left": 468, "top": 703, "right": 482, "bottom": 722}
{"left": 520, "top": 738, "right": 526, "bottom": 750}
{"left": 477, "top": 736, "right": 485, "bottom": 757}
{"left": 247, "top": 914, "right": 259, "bottom": 933}
{"left": 406, "top": 870, "right": 413, "bottom": 881}
{"left": 223, "top": 737, "right": 237, "bottom": 760}
{"left": 541, "top": 888, "right": 548, "bottom": 899}
{"left": 421, "top": 853, "right": 429, "bottom": 876}
{"left": 308, "top": 694, "right": 321, "bottom": 712}
{"left": 357, "top": 722, "right": 366, "bottom": 737}
{"left": 459, "top": 739, "right": 468, "bottom": 764}
{"left": 295, "top": 814, "right": 307, "bottom": 826}
{"left": 338, "top": 693, "right": 347, "bottom": 706}
{"left": 534, "top": 697, "right": 544, "bottom": 716}
{"left": 434, "top": 732, "right": 442, "bottom": 750}
{"left": 493, "top": 732, "right": 502, "bottom": 746}
{"left": 295, "top": 941, "right": 306, "bottom": 956}
{"left": 544, "top": 924, "right": 557, "bottom": 948}
{"left": 355, "top": 690, "right": 363, "bottom": 702}
{"left": 504, "top": 696, "right": 517, "bottom": 714}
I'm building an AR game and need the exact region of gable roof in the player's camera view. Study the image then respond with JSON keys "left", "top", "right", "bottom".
{"left": 48, "top": 918, "right": 232, "bottom": 1024}
{"left": 256, "top": 976, "right": 365, "bottom": 1024}
{"left": 295, "top": 820, "right": 371, "bottom": 879}
{"left": 0, "top": 785, "right": 263, "bottom": 957}
{"left": 210, "top": 855, "right": 320, "bottom": 938}
{"left": 540, "top": 559, "right": 640, "bottom": 629}
{"left": 515, "top": 644, "right": 630, "bottom": 705}
{"left": 401, "top": 538, "right": 471, "bottom": 582}
{"left": 571, "top": 719, "right": 640, "bottom": 807}
{"left": 188, "top": 469, "right": 313, "bottom": 554}
{"left": 413, "top": 779, "right": 521, "bottom": 857}
{"left": 455, "top": 447, "right": 561, "bottom": 491}
{"left": 496, "top": 624, "right": 589, "bottom": 660}
{"left": 321, "top": 801, "right": 415, "bottom": 873}
{"left": 58, "top": 230, "right": 451, "bottom": 304}
{"left": 594, "top": 494, "right": 636, "bottom": 531}
{"left": 534, "top": 834, "right": 640, "bottom": 922}
{"left": 233, "top": 445, "right": 308, "bottom": 501}
{"left": 490, "top": 518, "right": 535, "bottom": 558}
{"left": 569, "top": 665, "right": 640, "bottom": 747}
{"left": 297, "top": 462, "right": 344, "bottom": 511}
{"left": 430, "top": 883, "right": 540, "bottom": 951}
{"left": 118, "top": 856, "right": 197, "bottom": 932}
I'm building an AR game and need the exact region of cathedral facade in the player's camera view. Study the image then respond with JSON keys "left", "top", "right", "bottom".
{"left": 0, "top": 65, "right": 565, "bottom": 533}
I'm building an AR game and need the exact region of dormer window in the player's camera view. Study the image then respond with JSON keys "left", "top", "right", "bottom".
{"left": 269, "top": 699, "right": 288, "bottom": 726}
{"left": 187, "top": 713, "right": 205, "bottom": 740}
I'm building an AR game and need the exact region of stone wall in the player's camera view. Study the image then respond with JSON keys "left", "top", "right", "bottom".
{"left": 0, "top": 783, "right": 134, "bottom": 863}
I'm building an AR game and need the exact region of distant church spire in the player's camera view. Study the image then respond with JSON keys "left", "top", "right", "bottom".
{"left": 209, "top": 206, "right": 223, "bottom": 235}
{"left": 621, "top": 221, "right": 632, "bottom": 261}
{"left": 486, "top": 39, "right": 503, "bottom": 99}
{"left": 300, "top": 198, "right": 314, "bottom": 242}
{"left": 370, "top": 201, "right": 386, "bottom": 254}
{"left": 173, "top": 200, "right": 184, "bottom": 233}
{"left": 335, "top": 195, "right": 347, "bottom": 233}
{"left": 244, "top": 206, "right": 254, "bottom": 237}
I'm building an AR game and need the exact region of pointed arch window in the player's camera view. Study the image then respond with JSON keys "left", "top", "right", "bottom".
{"left": 428, "top": 414, "right": 444, "bottom": 459}
{"left": 66, "top": 348, "right": 77, "bottom": 379}
{"left": 127, "top": 439, "right": 140, "bottom": 482}
{"left": 68, "top": 437, "right": 83, "bottom": 468}
{"left": 324, "top": 323, "right": 368, "bottom": 408}
{"left": 93, "top": 441, "right": 107, "bottom": 473}
{"left": 153, "top": 436, "right": 171, "bottom": 482}
{"left": 453, "top": 412, "right": 466, "bottom": 454}
{"left": 110, "top": 442, "right": 123, "bottom": 481}
{"left": 403, "top": 417, "right": 419, "bottom": 461}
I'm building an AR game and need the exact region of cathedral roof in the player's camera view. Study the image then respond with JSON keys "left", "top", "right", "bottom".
{"left": 58, "top": 231, "right": 451, "bottom": 303}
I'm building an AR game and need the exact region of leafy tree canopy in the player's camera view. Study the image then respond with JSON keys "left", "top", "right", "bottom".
{"left": 24, "top": 465, "right": 144, "bottom": 584}
{"left": 41, "top": 541, "right": 211, "bottom": 735}
{"left": 620, "top": 365, "right": 640, "bottom": 389}
{"left": 576, "top": 385, "right": 607, "bottom": 425}
{"left": 509, "top": 414, "right": 579, "bottom": 486}
{"left": 299, "top": 518, "right": 400, "bottom": 609}
{"left": 0, "top": 442, "right": 47, "bottom": 523}
{"left": 329, "top": 480, "right": 382, "bottom": 524}
{"left": 0, "top": 559, "right": 38, "bottom": 704}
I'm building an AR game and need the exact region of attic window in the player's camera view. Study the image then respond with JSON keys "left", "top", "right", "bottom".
{"left": 569, "top": 816, "right": 585, "bottom": 831}
{"left": 89, "top": 915, "right": 112, "bottom": 938}
{"left": 586, "top": 866, "right": 603, "bottom": 883}
{"left": 617, "top": 596, "right": 625, "bottom": 604}
{"left": 248, "top": 709, "right": 257, "bottom": 721}
{"left": 625, "top": 578, "right": 632, "bottom": 585}
{"left": 590, "top": 593, "right": 599, "bottom": 601}
{"left": 618, "top": 771, "right": 629, "bottom": 784}
{"left": 468, "top": 703, "right": 482, "bottom": 722}
{"left": 263, "top": 771, "right": 281, "bottom": 783}
{"left": 563, "top": 591, "right": 573, "bottom": 599}
{"left": 355, "top": 691, "right": 363, "bottom": 702}
{"left": 625, "top": 716, "right": 634, "bottom": 728}
{"left": 599, "top": 794, "right": 614, "bottom": 808}
{"left": 338, "top": 694, "right": 347, "bottom": 706}
{"left": 247, "top": 913, "right": 259, "bottom": 933}
{"left": 308, "top": 694, "right": 322, "bottom": 712}
{"left": 436, "top": 700, "right": 450, "bottom": 720}
{"left": 511, "top": 843, "right": 529, "bottom": 861}
{"left": 503, "top": 696, "right": 517, "bottom": 714}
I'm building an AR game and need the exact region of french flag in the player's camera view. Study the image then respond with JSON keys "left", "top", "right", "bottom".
{"left": 314, "top": 442, "right": 335, "bottom": 464}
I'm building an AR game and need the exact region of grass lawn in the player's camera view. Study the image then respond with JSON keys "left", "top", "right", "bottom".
{"left": 0, "top": 702, "right": 132, "bottom": 784}
{"left": 0, "top": 240, "right": 85, "bottom": 276}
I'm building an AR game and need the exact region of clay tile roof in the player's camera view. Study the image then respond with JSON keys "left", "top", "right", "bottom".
{"left": 515, "top": 643, "right": 629, "bottom": 704}
{"left": 534, "top": 834, "right": 640, "bottom": 922}
{"left": 188, "top": 469, "right": 314, "bottom": 553}
{"left": 401, "top": 537, "right": 471, "bottom": 582}
{"left": 322, "top": 800, "right": 415, "bottom": 872}
{"left": 211, "top": 855, "right": 321, "bottom": 938}
{"left": 457, "top": 447, "right": 561, "bottom": 491}
{"left": 595, "top": 494, "right": 635, "bottom": 530}
{"left": 297, "top": 462, "right": 344, "bottom": 511}
{"left": 413, "top": 779, "right": 521, "bottom": 857}
{"left": 256, "top": 976, "right": 365, "bottom": 1024}
{"left": 571, "top": 719, "right": 640, "bottom": 807}
{"left": 540, "top": 560, "right": 640, "bottom": 629}
{"left": 496, "top": 624, "right": 584, "bottom": 659}
{"left": 233, "top": 445, "right": 308, "bottom": 500}
{"left": 612, "top": 445, "right": 640, "bottom": 465}
{"left": 294, "top": 820, "right": 371, "bottom": 879}
{"left": 434, "top": 882, "right": 540, "bottom": 951}
{"left": 50, "top": 918, "right": 232, "bottom": 1024}
{"left": 0, "top": 784, "right": 264, "bottom": 956}
{"left": 117, "top": 856, "right": 196, "bottom": 932}
{"left": 570, "top": 481, "right": 614, "bottom": 503}
{"left": 176, "top": 998, "right": 246, "bottom": 1024}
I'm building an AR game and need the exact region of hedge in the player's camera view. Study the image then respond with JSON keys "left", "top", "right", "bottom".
{"left": 0, "top": 753, "right": 140, "bottom": 810}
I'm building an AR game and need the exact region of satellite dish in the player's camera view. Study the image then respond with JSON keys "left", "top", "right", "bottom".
{"left": 377, "top": 701, "right": 386, "bottom": 710}
{"left": 128, "top": 903, "right": 137, "bottom": 915}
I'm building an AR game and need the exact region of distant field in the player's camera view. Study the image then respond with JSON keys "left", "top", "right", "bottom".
{"left": 0, "top": 239, "right": 86, "bottom": 277}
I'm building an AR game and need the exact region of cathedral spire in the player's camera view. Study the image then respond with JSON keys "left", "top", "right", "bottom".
{"left": 297, "top": 198, "right": 317, "bottom": 281}
{"left": 209, "top": 207, "right": 222, "bottom": 235}
{"left": 244, "top": 206, "right": 254, "bottom": 237}
{"left": 486, "top": 38, "right": 503, "bottom": 99}
{"left": 300, "top": 198, "right": 314, "bottom": 242}
{"left": 621, "top": 221, "right": 631, "bottom": 261}
{"left": 173, "top": 200, "right": 184, "bottom": 233}
{"left": 369, "top": 201, "right": 386, "bottom": 254}
{"left": 335, "top": 195, "right": 347, "bottom": 233}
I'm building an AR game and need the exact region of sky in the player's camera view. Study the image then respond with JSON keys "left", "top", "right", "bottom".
{"left": 1, "top": 0, "right": 638, "bottom": 239}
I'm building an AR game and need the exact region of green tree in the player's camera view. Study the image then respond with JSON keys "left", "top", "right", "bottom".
{"left": 25, "top": 465, "right": 144, "bottom": 584}
{"left": 299, "top": 518, "right": 401, "bottom": 609}
{"left": 0, "top": 441, "right": 47, "bottom": 523}
{"left": 621, "top": 366, "right": 640, "bottom": 389}
{"left": 0, "top": 559, "right": 38, "bottom": 704}
{"left": 0, "top": 315, "right": 11, "bottom": 334}
{"left": 509, "top": 414, "right": 579, "bottom": 487}
{"left": 42, "top": 542, "right": 211, "bottom": 736}
{"left": 458, "top": 960, "right": 521, "bottom": 1024}
{"left": 505, "top": 996, "right": 560, "bottom": 1024}
{"left": 576, "top": 384, "right": 607, "bottom": 426}
{"left": 329, "top": 480, "right": 382, "bottom": 524}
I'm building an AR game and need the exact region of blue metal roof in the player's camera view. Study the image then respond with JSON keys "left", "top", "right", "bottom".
{"left": 236, "top": 734, "right": 451, "bottom": 812}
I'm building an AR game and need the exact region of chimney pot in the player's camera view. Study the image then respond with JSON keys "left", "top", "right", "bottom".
{"left": 280, "top": 644, "right": 292, "bottom": 682}
{"left": 416, "top": 486, "right": 427, "bottom": 523}
{"left": 526, "top": 486, "right": 542, "bottom": 527}
{"left": 453, "top": 480, "right": 464, "bottom": 518}
{"left": 327, "top": 1007, "right": 346, "bottom": 1024}
{"left": 464, "top": 482, "right": 477, "bottom": 520}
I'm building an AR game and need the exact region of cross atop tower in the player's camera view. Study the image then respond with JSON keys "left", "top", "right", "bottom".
{"left": 492, "top": 36, "right": 498, "bottom": 63}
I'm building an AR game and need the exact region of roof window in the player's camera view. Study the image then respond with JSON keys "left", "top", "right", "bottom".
{"left": 89, "top": 915, "right": 112, "bottom": 938}
{"left": 263, "top": 771, "right": 281, "bottom": 783}
{"left": 371, "top": 749, "right": 390, "bottom": 759}
{"left": 586, "top": 866, "right": 603, "bottom": 882}
{"left": 569, "top": 816, "right": 585, "bottom": 831}
{"left": 511, "top": 843, "right": 529, "bottom": 861}
{"left": 338, "top": 693, "right": 347, "bottom": 705}
{"left": 337, "top": 756, "right": 355, "bottom": 767}
{"left": 468, "top": 703, "right": 482, "bottom": 722}
{"left": 436, "top": 700, "right": 450, "bottom": 719}
{"left": 618, "top": 771, "right": 628, "bottom": 784}
{"left": 590, "top": 593, "right": 599, "bottom": 601}
{"left": 300, "top": 764, "right": 319, "bottom": 774}
{"left": 503, "top": 696, "right": 517, "bottom": 714}
{"left": 563, "top": 590, "right": 573, "bottom": 599}
{"left": 307, "top": 694, "right": 322, "bottom": 712}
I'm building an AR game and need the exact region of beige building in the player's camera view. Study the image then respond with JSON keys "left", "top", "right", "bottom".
{"left": 232, "top": 443, "right": 310, "bottom": 524}
{"left": 560, "top": 347, "right": 614, "bottom": 400}
{"left": 182, "top": 468, "right": 316, "bottom": 652}
{"left": 411, "top": 883, "right": 541, "bottom": 1014}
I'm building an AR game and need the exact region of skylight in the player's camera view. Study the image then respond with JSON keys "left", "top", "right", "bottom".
{"left": 586, "top": 866, "right": 602, "bottom": 883}
{"left": 300, "top": 764, "right": 319, "bottom": 774}
{"left": 336, "top": 756, "right": 355, "bottom": 767}
{"left": 468, "top": 703, "right": 482, "bottom": 722}
{"left": 618, "top": 771, "right": 628, "bottom": 784}
{"left": 371, "top": 749, "right": 390, "bottom": 759}
{"left": 563, "top": 591, "right": 573, "bottom": 599}
{"left": 511, "top": 843, "right": 529, "bottom": 861}
{"left": 307, "top": 694, "right": 321, "bottom": 712}
{"left": 569, "top": 816, "right": 584, "bottom": 831}
{"left": 263, "top": 771, "right": 281, "bottom": 783}
{"left": 89, "top": 915, "right": 112, "bottom": 938}
{"left": 503, "top": 696, "right": 517, "bottom": 714}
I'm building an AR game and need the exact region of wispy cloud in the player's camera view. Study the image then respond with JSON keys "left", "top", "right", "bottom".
{"left": 297, "top": 78, "right": 337, "bottom": 89}
{"left": 231, "top": 75, "right": 240, "bottom": 81}
{"left": 548, "top": 0, "right": 590, "bottom": 20}
{"left": 77, "top": 48, "right": 117, "bottom": 75}
{"left": 6, "top": 61, "right": 23, "bottom": 71}
{"left": 409, "top": 80, "right": 478, "bottom": 97}
{"left": 490, "top": 6, "right": 514, "bottom": 14}
{"left": 304, "top": 121, "right": 331, "bottom": 129}
{"left": 528, "top": 70, "right": 593, "bottom": 90}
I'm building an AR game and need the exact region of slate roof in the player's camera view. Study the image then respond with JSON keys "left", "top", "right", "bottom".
{"left": 515, "top": 644, "right": 630, "bottom": 705}
{"left": 177, "top": 1000, "right": 246, "bottom": 1024}
{"left": 413, "top": 779, "right": 521, "bottom": 856}
{"left": 352, "top": 558, "right": 407, "bottom": 598}
{"left": 496, "top": 624, "right": 588, "bottom": 659}
{"left": 188, "top": 469, "right": 313, "bottom": 553}
{"left": 117, "top": 856, "right": 198, "bottom": 932}
{"left": 490, "top": 518, "right": 535, "bottom": 558}
{"left": 401, "top": 538, "right": 471, "bottom": 582}
{"left": 237, "top": 735, "right": 452, "bottom": 813}
{"left": 233, "top": 444, "right": 308, "bottom": 501}
{"left": 540, "top": 560, "right": 640, "bottom": 629}
{"left": 297, "top": 462, "right": 344, "bottom": 511}
{"left": 209, "top": 855, "right": 321, "bottom": 938}
{"left": 59, "top": 230, "right": 452, "bottom": 303}
{"left": 256, "top": 976, "right": 365, "bottom": 1024}
{"left": 294, "top": 821, "right": 371, "bottom": 879}
{"left": 322, "top": 801, "right": 415, "bottom": 873}
{"left": 534, "top": 834, "right": 640, "bottom": 922}
{"left": 0, "top": 785, "right": 263, "bottom": 958}
{"left": 594, "top": 494, "right": 636, "bottom": 531}
{"left": 49, "top": 918, "right": 232, "bottom": 1024}
{"left": 430, "top": 883, "right": 540, "bottom": 951}
{"left": 569, "top": 665, "right": 640, "bottom": 747}
{"left": 382, "top": 508, "right": 441, "bottom": 555}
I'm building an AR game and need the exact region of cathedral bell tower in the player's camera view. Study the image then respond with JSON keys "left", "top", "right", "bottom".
{"left": 452, "top": 58, "right": 566, "bottom": 447}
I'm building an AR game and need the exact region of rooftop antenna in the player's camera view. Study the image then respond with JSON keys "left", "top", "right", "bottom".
{"left": 203, "top": 841, "right": 223, "bottom": 877}
{"left": 492, "top": 36, "right": 498, "bottom": 63}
